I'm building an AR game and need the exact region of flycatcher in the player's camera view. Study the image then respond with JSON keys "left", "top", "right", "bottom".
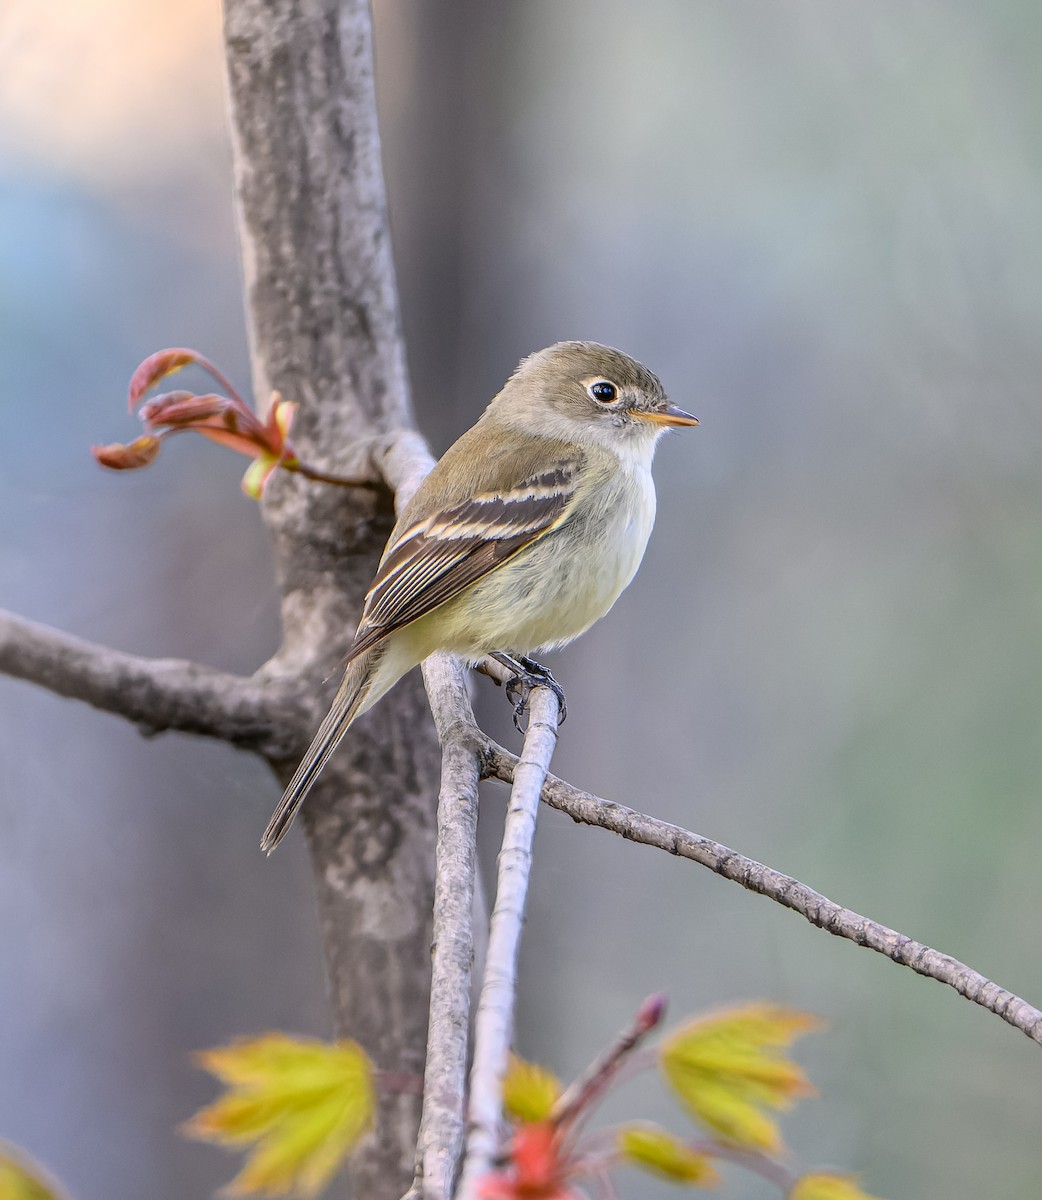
{"left": 261, "top": 341, "right": 697, "bottom": 851}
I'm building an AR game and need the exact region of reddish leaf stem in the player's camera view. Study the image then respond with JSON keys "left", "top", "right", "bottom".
{"left": 288, "top": 459, "right": 384, "bottom": 489}
{"left": 552, "top": 995, "right": 667, "bottom": 1132}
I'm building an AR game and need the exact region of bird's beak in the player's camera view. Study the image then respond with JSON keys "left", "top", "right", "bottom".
{"left": 634, "top": 403, "right": 700, "bottom": 427}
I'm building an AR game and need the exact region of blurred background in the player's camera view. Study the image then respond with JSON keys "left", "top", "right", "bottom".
{"left": 2, "top": 1, "right": 1042, "bottom": 1196}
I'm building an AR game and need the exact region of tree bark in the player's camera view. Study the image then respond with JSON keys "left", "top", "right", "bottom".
{"left": 222, "top": 2, "right": 440, "bottom": 1194}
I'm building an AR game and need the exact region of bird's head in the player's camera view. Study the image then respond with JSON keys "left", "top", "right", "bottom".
{"left": 491, "top": 341, "right": 698, "bottom": 458}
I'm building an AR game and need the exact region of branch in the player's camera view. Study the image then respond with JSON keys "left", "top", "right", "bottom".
{"left": 383, "top": 435, "right": 479, "bottom": 1200}
{"left": 0, "top": 426, "right": 434, "bottom": 756}
{"left": 483, "top": 744, "right": 1042, "bottom": 1049}
{"left": 411, "top": 653, "right": 484, "bottom": 1200}
{"left": 458, "top": 688, "right": 561, "bottom": 1199}
{"left": 375, "top": 429, "right": 438, "bottom": 508}
{"left": 552, "top": 993, "right": 665, "bottom": 1130}
{"left": 0, "top": 609, "right": 305, "bottom": 759}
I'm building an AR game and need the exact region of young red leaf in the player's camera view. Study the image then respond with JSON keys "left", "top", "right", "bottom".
{"left": 101, "top": 349, "right": 358, "bottom": 498}
{"left": 127, "top": 348, "right": 242, "bottom": 410}
{"left": 128, "top": 349, "right": 202, "bottom": 410}
{"left": 91, "top": 436, "right": 162, "bottom": 470}
{"left": 138, "top": 390, "right": 233, "bottom": 426}
{"left": 477, "top": 1122, "right": 580, "bottom": 1200}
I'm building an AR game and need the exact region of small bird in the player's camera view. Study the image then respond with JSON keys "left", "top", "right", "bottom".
{"left": 261, "top": 341, "right": 697, "bottom": 851}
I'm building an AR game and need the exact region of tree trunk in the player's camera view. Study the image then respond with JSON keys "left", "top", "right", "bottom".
{"left": 222, "top": 2, "right": 440, "bottom": 1194}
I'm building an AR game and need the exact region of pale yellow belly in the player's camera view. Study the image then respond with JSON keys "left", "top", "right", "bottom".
{"left": 401, "top": 467, "right": 656, "bottom": 661}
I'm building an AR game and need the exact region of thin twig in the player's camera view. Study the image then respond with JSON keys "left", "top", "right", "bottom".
{"left": 687, "top": 1139, "right": 796, "bottom": 1192}
{"left": 457, "top": 687, "right": 561, "bottom": 1199}
{"left": 483, "top": 743, "right": 1042, "bottom": 1049}
{"left": 289, "top": 459, "right": 385, "bottom": 489}
{"left": 0, "top": 609, "right": 305, "bottom": 759}
{"left": 553, "top": 995, "right": 666, "bottom": 1131}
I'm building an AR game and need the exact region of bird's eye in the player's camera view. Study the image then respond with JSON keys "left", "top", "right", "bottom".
{"left": 588, "top": 381, "right": 618, "bottom": 404}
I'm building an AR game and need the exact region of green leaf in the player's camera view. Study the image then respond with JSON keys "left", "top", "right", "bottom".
{"left": 0, "top": 1142, "right": 69, "bottom": 1200}
{"left": 791, "top": 1172, "right": 887, "bottom": 1200}
{"left": 617, "top": 1124, "right": 718, "bottom": 1186}
{"left": 502, "top": 1055, "right": 563, "bottom": 1124}
{"left": 184, "top": 1033, "right": 376, "bottom": 1197}
{"left": 659, "top": 1003, "right": 821, "bottom": 1152}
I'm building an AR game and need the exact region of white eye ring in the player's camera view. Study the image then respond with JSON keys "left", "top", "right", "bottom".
{"left": 587, "top": 380, "right": 619, "bottom": 404}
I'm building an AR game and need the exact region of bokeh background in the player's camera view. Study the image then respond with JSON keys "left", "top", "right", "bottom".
{"left": 3, "top": 1, "right": 1042, "bottom": 1196}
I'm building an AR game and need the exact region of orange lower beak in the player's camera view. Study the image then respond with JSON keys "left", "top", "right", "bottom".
{"left": 635, "top": 404, "right": 700, "bottom": 427}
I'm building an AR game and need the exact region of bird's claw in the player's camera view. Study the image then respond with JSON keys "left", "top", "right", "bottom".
{"left": 502, "top": 655, "right": 568, "bottom": 732}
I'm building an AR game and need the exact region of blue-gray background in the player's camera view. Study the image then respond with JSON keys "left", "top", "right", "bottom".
{"left": 2, "top": 2, "right": 1041, "bottom": 1196}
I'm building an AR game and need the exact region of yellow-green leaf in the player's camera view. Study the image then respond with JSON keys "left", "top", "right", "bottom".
{"left": 241, "top": 456, "right": 280, "bottom": 500}
{"left": 0, "top": 1142, "right": 69, "bottom": 1200}
{"left": 271, "top": 397, "right": 297, "bottom": 439}
{"left": 617, "top": 1124, "right": 719, "bottom": 1186}
{"left": 502, "top": 1055, "right": 563, "bottom": 1124}
{"left": 184, "top": 1033, "right": 376, "bottom": 1197}
{"left": 790, "top": 1172, "right": 887, "bottom": 1200}
{"left": 659, "top": 1004, "right": 821, "bottom": 1153}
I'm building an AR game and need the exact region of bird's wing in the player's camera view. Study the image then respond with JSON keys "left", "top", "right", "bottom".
{"left": 349, "top": 456, "right": 582, "bottom": 658}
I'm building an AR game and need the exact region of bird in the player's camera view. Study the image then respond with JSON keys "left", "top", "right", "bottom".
{"left": 261, "top": 341, "right": 698, "bottom": 852}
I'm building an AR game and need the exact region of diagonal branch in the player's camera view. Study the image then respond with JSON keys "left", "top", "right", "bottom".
{"left": 10, "top": 402, "right": 1041, "bottom": 1060}
{"left": 483, "top": 743, "right": 1042, "bottom": 1049}
{"left": 0, "top": 609, "right": 306, "bottom": 760}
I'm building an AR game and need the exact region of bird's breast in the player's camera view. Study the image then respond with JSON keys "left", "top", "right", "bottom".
{"left": 431, "top": 464, "right": 657, "bottom": 657}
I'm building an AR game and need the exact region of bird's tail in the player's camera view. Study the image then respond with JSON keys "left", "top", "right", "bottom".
{"left": 260, "top": 648, "right": 381, "bottom": 853}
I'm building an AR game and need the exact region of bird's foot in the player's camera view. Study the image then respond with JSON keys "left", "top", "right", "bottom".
{"left": 490, "top": 652, "right": 568, "bottom": 732}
